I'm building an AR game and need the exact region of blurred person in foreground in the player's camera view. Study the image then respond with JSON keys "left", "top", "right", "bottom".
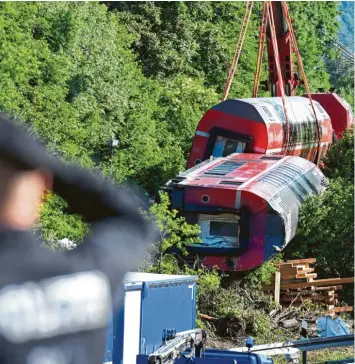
{"left": 0, "top": 114, "right": 158, "bottom": 364}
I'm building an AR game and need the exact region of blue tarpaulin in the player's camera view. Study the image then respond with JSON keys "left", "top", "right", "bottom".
{"left": 317, "top": 317, "right": 351, "bottom": 337}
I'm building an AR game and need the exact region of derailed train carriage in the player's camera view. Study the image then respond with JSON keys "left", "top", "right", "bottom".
{"left": 187, "top": 95, "right": 352, "bottom": 169}
{"left": 164, "top": 153, "right": 328, "bottom": 271}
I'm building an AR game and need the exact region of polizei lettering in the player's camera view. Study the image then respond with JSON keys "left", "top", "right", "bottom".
{"left": 0, "top": 271, "right": 111, "bottom": 344}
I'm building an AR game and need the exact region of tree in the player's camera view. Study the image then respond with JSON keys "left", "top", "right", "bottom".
{"left": 284, "top": 179, "right": 354, "bottom": 278}
{"left": 109, "top": 2, "right": 341, "bottom": 96}
{"left": 109, "top": 2, "right": 259, "bottom": 95}
{"left": 287, "top": 2, "right": 340, "bottom": 92}
{"left": 0, "top": 2, "right": 186, "bottom": 245}
{"left": 284, "top": 127, "right": 354, "bottom": 283}
{"left": 321, "top": 127, "right": 354, "bottom": 183}
{"left": 38, "top": 193, "right": 88, "bottom": 249}
{"left": 156, "top": 75, "right": 219, "bottom": 156}
{"left": 0, "top": 2, "right": 185, "bottom": 193}
{"left": 141, "top": 192, "right": 201, "bottom": 273}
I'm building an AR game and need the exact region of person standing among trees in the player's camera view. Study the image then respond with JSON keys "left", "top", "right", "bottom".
{"left": 0, "top": 114, "right": 158, "bottom": 364}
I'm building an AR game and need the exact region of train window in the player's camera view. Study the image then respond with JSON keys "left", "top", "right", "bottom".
{"left": 210, "top": 221, "right": 238, "bottom": 237}
{"left": 212, "top": 137, "right": 246, "bottom": 158}
{"left": 203, "top": 160, "right": 246, "bottom": 176}
{"left": 260, "top": 155, "right": 282, "bottom": 160}
{"left": 198, "top": 214, "right": 240, "bottom": 247}
{"left": 219, "top": 180, "right": 244, "bottom": 185}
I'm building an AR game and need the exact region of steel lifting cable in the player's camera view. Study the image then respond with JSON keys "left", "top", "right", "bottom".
{"left": 252, "top": 2, "right": 268, "bottom": 97}
{"left": 222, "top": 1, "right": 254, "bottom": 101}
{"left": 266, "top": 1, "right": 291, "bottom": 154}
{"left": 281, "top": 1, "right": 322, "bottom": 163}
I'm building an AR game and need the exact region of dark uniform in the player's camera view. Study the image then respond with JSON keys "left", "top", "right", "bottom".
{"left": 0, "top": 116, "right": 158, "bottom": 364}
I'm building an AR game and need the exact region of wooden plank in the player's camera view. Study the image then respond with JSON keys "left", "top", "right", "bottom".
{"left": 301, "top": 273, "right": 317, "bottom": 280}
{"left": 297, "top": 268, "right": 315, "bottom": 274}
{"left": 280, "top": 295, "right": 337, "bottom": 302}
{"left": 278, "top": 265, "right": 313, "bottom": 276}
{"left": 264, "top": 277, "right": 354, "bottom": 291}
{"left": 278, "top": 264, "right": 299, "bottom": 275}
{"left": 268, "top": 277, "right": 354, "bottom": 290}
{"left": 328, "top": 306, "right": 353, "bottom": 313}
{"left": 296, "top": 265, "right": 309, "bottom": 271}
{"left": 281, "top": 292, "right": 337, "bottom": 299}
{"left": 278, "top": 274, "right": 304, "bottom": 281}
{"left": 280, "top": 286, "right": 342, "bottom": 295}
{"left": 199, "top": 313, "right": 217, "bottom": 321}
{"left": 283, "top": 301, "right": 325, "bottom": 308}
{"left": 274, "top": 271, "right": 281, "bottom": 305}
{"left": 313, "top": 285, "right": 342, "bottom": 292}
{"left": 285, "top": 258, "right": 317, "bottom": 265}
{"left": 281, "top": 291, "right": 318, "bottom": 297}
{"left": 276, "top": 272, "right": 317, "bottom": 281}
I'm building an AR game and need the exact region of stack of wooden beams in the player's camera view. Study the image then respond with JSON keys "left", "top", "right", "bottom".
{"left": 263, "top": 258, "right": 354, "bottom": 316}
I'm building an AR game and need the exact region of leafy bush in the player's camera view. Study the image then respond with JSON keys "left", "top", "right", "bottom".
{"left": 244, "top": 255, "right": 283, "bottom": 288}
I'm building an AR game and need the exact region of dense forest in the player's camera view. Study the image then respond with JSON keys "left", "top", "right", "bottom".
{"left": 0, "top": 2, "right": 353, "bottom": 277}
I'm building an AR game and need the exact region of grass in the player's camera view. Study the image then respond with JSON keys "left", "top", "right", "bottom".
{"left": 273, "top": 347, "right": 354, "bottom": 364}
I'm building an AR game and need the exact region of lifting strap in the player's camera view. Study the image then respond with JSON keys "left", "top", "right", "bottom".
{"left": 281, "top": 2, "right": 322, "bottom": 164}
{"left": 252, "top": 2, "right": 290, "bottom": 154}
{"left": 252, "top": 2, "right": 268, "bottom": 98}
{"left": 222, "top": 1, "right": 254, "bottom": 101}
{"left": 266, "top": 1, "right": 290, "bottom": 154}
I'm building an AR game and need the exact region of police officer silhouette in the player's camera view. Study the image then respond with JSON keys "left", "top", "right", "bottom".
{"left": 0, "top": 115, "right": 158, "bottom": 364}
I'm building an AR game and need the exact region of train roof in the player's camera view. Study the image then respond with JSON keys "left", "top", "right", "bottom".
{"left": 174, "top": 153, "right": 324, "bottom": 199}
{"left": 209, "top": 96, "right": 329, "bottom": 125}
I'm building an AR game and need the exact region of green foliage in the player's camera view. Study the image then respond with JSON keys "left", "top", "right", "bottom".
{"left": 195, "top": 271, "right": 282, "bottom": 344}
{"left": 186, "top": 266, "right": 222, "bottom": 298}
{"left": 321, "top": 127, "right": 354, "bottom": 183}
{"left": 244, "top": 254, "right": 283, "bottom": 287}
{"left": 112, "top": 2, "right": 259, "bottom": 94}
{"left": 140, "top": 192, "right": 201, "bottom": 273}
{"left": 38, "top": 193, "right": 88, "bottom": 247}
{"left": 113, "top": 2, "right": 343, "bottom": 97}
{"left": 0, "top": 2, "right": 185, "bottom": 194}
{"left": 285, "top": 126, "right": 354, "bottom": 303}
{"left": 286, "top": 126, "right": 354, "bottom": 282}
{"left": 2, "top": 1, "right": 351, "bottom": 246}
{"left": 287, "top": 2, "right": 340, "bottom": 92}
{"left": 156, "top": 75, "right": 219, "bottom": 155}
{"left": 284, "top": 178, "right": 354, "bottom": 278}
{"left": 150, "top": 192, "right": 201, "bottom": 253}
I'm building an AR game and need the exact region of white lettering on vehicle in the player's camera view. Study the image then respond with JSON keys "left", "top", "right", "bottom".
{"left": 0, "top": 271, "right": 111, "bottom": 343}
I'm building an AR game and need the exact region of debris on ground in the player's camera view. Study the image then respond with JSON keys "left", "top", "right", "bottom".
{"left": 262, "top": 258, "right": 354, "bottom": 315}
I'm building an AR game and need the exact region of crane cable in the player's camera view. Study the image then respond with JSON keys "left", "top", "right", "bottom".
{"left": 252, "top": 1, "right": 268, "bottom": 97}
{"left": 281, "top": 1, "right": 322, "bottom": 164}
{"left": 222, "top": 1, "right": 254, "bottom": 101}
{"left": 266, "top": 1, "right": 291, "bottom": 154}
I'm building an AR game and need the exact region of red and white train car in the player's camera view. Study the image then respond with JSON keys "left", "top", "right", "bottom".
{"left": 165, "top": 153, "right": 328, "bottom": 271}
{"left": 187, "top": 95, "right": 349, "bottom": 169}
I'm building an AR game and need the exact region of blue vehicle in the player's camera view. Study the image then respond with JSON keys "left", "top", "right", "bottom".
{"left": 103, "top": 273, "right": 273, "bottom": 364}
{"left": 104, "top": 272, "right": 353, "bottom": 364}
{"left": 137, "top": 330, "right": 273, "bottom": 364}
